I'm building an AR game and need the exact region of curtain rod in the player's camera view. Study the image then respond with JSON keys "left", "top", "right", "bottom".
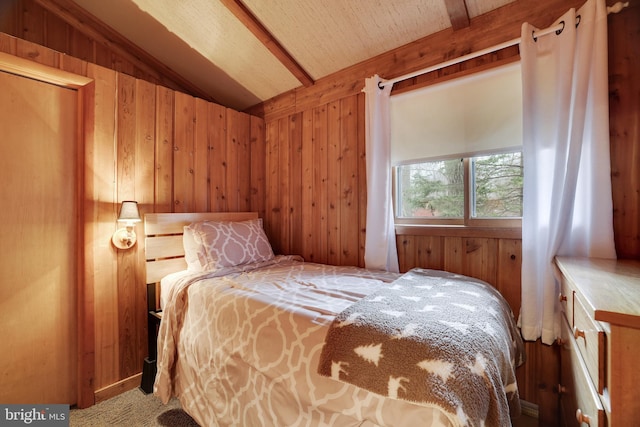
{"left": 378, "top": 1, "right": 629, "bottom": 89}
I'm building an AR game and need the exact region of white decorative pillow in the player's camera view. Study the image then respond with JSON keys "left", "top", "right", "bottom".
{"left": 184, "top": 218, "right": 274, "bottom": 272}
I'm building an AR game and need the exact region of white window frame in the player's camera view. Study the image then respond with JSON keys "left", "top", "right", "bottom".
{"left": 393, "top": 154, "right": 522, "bottom": 229}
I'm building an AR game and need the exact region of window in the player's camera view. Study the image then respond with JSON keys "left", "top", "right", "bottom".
{"left": 390, "top": 62, "right": 522, "bottom": 228}
{"left": 471, "top": 152, "right": 523, "bottom": 219}
{"left": 394, "top": 151, "right": 522, "bottom": 227}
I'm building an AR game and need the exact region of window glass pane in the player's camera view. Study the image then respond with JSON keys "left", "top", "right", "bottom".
{"left": 471, "top": 152, "right": 523, "bottom": 218}
{"left": 397, "top": 159, "right": 464, "bottom": 218}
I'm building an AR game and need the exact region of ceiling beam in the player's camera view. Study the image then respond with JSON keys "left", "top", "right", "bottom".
{"left": 444, "top": 0, "right": 470, "bottom": 30}
{"left": 219, "top": 0, "right": 314, "bottom": 88}
{"left": 34, "top": 0, "right": 217, "bottom": 102}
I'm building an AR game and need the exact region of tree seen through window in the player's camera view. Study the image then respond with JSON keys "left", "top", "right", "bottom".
{"left": 397, "top": 152, "right": 522, "bottom": 219}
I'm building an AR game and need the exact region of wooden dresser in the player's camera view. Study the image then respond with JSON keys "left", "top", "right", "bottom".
{"left": 555, "top": 257, "right": 640, "bottom": 427}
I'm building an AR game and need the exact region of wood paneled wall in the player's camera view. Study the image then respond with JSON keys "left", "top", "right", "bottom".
{"left": 608, "top": 3, "right": 640, "bottom": 259}
{"left": 264, "top": 97, "right": 367, "bottom": 263}
{"left": 0, "top": 32, "right": 264, "bottom": 406}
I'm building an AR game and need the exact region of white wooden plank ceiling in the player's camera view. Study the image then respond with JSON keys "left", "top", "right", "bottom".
{"left": 70, "top": 0, "right": 516, "bottom": 110}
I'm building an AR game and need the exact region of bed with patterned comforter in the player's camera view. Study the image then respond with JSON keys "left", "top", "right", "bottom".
{"left": 154, "top": 256, "right": 524, "bottom": 427}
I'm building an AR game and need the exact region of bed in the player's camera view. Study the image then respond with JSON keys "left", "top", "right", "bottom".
{"left": 145, "top": 212, "right": 525, "bottom": 427}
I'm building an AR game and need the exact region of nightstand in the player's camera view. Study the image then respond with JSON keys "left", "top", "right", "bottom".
{"left": 140, "top": 283, "right": 162, "bottom": 394}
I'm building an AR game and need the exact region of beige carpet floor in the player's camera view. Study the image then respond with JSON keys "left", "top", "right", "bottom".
{"left": 70, "top": 388, "right": 199, "bottom": 426}
{"left": 71, "top": 387, "right": 539, "bottom": 426}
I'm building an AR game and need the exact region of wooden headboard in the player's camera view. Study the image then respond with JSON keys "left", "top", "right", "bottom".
{"left": 142, "top": 212, "right": 257, "bottom": 392}
{"left": 144, "top": 212, "right": 259, "bottom": 285}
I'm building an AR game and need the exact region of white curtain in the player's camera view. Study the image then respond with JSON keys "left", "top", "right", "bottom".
{"left": 363, "top": 75, "right": 399, "bottom": 272}
{"left": 520, "top": 0, "right": 616, "bottom": 344}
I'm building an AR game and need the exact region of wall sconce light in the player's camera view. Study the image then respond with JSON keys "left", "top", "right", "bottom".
{"left": 112, "top": 201, "right": 142, "bottom": 249}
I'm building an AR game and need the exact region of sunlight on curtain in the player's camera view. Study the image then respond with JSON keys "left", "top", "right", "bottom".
{"left": 519, "top": 0, "right": 616, "bottom": 345}
{"left": 363, "top": 75, "right": 399, "bottom": 273}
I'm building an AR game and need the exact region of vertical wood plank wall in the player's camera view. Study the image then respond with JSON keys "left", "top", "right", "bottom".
{"left": 0, "top": 32, "right": 265, "bottom": 404}
{"left": 265, "top": 98, "right": 365, "bottom": 263}
{"left": 608, "top": 4, "right": 640, "bottom": 259}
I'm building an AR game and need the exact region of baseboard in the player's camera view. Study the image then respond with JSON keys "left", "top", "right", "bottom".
{"left": 520, "top": 399, "right": 539, "bottom": 418}
{"left": 94, "top": 373, "right": 142, "bottom": 404}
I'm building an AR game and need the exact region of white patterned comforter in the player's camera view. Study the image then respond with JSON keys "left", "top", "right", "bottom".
{"left": 154, "top": 257, "right": 518, "bottom": 427}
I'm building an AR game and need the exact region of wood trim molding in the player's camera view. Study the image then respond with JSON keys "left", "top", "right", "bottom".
{"left": 0, "top": 51, "right": 91, "bottom": 86}
{"left": 395, "top": 224, "right": 521, "bottom": 240}
{"left": 94, "top": 373, "right": 142, "bottom": 404}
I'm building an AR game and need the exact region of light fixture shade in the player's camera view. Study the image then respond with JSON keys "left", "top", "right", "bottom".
{"left": 117, "top": 201, "right": 141, "bottom": 223}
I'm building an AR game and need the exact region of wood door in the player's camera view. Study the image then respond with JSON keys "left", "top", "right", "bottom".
{"left": 0, "top": 70, "right": 78, "bottom": 404}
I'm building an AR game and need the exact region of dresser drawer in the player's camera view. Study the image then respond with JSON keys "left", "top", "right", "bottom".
{"left": 556, "top": 263, "right": 573, "bottom": 323}
{"left": 573, "top": 294, "right": 606, "bottom": 394}
{"left": 555, "top": 256, "right": 640, "bottom": 427}
{"left": 560, "top": 318, "right": 606, "bottom": 427}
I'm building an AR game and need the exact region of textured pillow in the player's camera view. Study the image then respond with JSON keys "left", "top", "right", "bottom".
{"left": 184, "top": 218, "right": 274, "bottom": 272}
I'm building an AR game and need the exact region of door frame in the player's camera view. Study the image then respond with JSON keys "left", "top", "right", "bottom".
{"left": 0, "top": 52, "right": 95, "bottom": 408}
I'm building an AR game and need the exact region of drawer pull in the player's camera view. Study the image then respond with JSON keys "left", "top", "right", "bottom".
{"left": 573, "top": 326, "right": 585, "bottom": 340}
{"left": 557, "top": 384, "right": 567, "bottom": 394}
{"left": 559, "top": 293, "right": 567, "bottom": 303}
{"left": 576, "top": 408, "right": 591, "bottom": 425}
